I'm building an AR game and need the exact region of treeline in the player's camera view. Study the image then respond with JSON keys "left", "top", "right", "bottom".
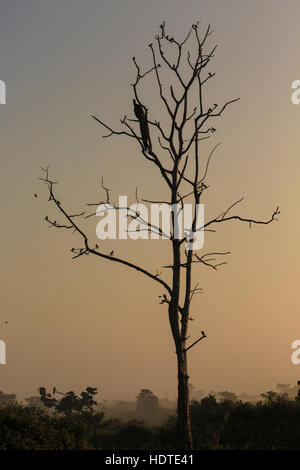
{"left": 0, "top": 387, "right": 300, "bottom": 449}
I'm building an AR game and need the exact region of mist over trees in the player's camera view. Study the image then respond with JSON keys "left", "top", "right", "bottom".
{"left": 0, "top": 383, "right": 299, "bottom": 449}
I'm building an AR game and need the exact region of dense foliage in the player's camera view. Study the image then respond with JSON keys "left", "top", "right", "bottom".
{"left": 0, "top": 389, "right": 300, "bottom": 449}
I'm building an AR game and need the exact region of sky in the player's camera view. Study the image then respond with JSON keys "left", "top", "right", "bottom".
{"left": 0, "top": 0, "right": 300, "bottom": 401}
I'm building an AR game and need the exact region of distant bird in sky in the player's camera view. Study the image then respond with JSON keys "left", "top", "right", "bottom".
{"left": 34, "top": 194, "right": 37, "bottom": 198}
{"left": 133, "top": 99, "right": 150, "bottom": 150}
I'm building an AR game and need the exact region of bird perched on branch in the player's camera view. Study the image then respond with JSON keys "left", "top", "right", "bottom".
{"left": 133, "top": 99, "right": 151, "bottom": 150}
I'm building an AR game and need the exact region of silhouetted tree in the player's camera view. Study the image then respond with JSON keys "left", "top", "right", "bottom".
{"left": 0, "top": 391, "right": 17, "bottom": 405}
{"left": 39, "top": 386, "right": 97, "bottom": 415}
{"left": 40, "top": 21, "right": 279, "bottom": 449}
{"left": 297, "top": 380, "right": 300, "bottom": 400}
{"left": 38, "top": 387, "right": 57, "bottom": 409}
{"left": 80, "top": 387, "right": 98, "bottom": 413}
{"left": 136, "top": 389, "right": 160, "bottom": 424}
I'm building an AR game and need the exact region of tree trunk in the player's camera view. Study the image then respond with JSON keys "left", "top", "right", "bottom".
{"left": 169, "top": 214, "right": 193, "bottom": 449}
{"left": 176, "top": 345, "right": 193, "bottom": 449}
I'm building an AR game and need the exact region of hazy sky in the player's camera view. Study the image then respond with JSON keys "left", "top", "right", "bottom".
{"left": 1, "top": 0, "right": 300, "bottom": 401}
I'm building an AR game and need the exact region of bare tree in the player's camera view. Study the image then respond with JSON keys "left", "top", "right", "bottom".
{"left": 40, "top": 22, "right": 279, "bottom": 449}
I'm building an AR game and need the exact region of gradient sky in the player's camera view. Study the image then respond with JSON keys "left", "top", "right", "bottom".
{"left": 1, "top": 0, "right": 300, "bottom": 401}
